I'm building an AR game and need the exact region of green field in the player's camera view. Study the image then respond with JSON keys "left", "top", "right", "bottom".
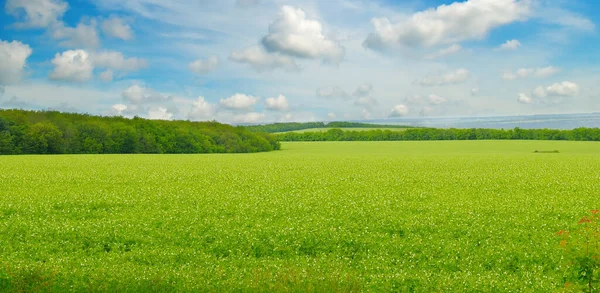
{"left": 1, "top": 141, "right": 599, "bottom": 291}
{"left": 276, "top": 127, "right": 408, "bottom": 133}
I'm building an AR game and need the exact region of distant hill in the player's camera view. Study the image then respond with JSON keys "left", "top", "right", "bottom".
{"left": 244, "top": 121, "right": 414, "bottom": 133}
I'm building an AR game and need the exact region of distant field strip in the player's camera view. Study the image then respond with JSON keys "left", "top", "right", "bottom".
{"left": 0, "top": 141, "right": 599, "bottom": 291}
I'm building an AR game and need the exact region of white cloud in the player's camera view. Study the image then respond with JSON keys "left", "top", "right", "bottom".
{"left": 0, "top": 39, "right": 32, "bottom": 85}
{"left": 535, "top": 66, "right": 561, "bottom": 78}
{"left": 122, "top": 84, "right": 170, "bottom": 104}
{"left": 99, "top": 69, "right": 113, "bottom": 82}
{"left": 535, "top": 7, "right": 595, "bottom": 32}
{"left": 471, "top": 88, "right": 479, "bottom": 96}
{"left": 353, "top": 83, "right": 373, "bottom": 97}
{"left": 316, "top": 86, "right": 348, "bottom": 99}
{"left": 533, "top": 86, "right": 547, "bottom": 98}
{"left": 101, "top": 16, "right": 133, "bottom": 40}
{"left": 546, "top": 81, "right": 580, "bottom": 97}
{"left": 327, "top": 112, "right": 336, "bottom": 120}
{"left": 233, "top": 112, "right": 265, "bottom": 123}
{"left": 230, "top": 46, "right": 299, "bottom": 72}
{"left": 51, "top": 20, "right": 100, "bottom": 48}
{"left": 188, "top": 96, "right": 215, "bottom": 120}
{"left": 50, "top": 49, "right": 93, "bottom": 82}
{"left": 110, "top": 103, "right": 127, "bottom": 115}
{"left": 50, "top": 50, "right": 145, "bottom": 83}
{"left": 497, "top": 39, "right": 521, "bottom": 51}
{"left": 364, "top": 0, "right": 530, "bottom": 50}
{"left": 517, "top": 93, "right": 532, "bottom": 104}
{"left": 424, "top": 44, "right": 462, "bottom": 60}
{"left": 502, "top": 66, "right": 559, "bottom": 80}
{"left": 354, "top": 96, "right": 378, "bottom": 108}
{"left": 5, "top": 0, "right": 67, "bottom": 28}
{"left": 427, "top": 94, "right": 447, "bottom": 105}
{"left": 420, "top": 68, "right": 470, "bottom": 86}
{"left": 532, "top": 81, "right": 580, "bottom": 98}
{"left": 219, "top": 93, "right": 259, "bottom": 110}
{"left": 264, "top": 94, "right": 289, "bottom": 111}
{"left": 92, "top": 51, "right": 147, "bottom": 72}
{"left": 261, "top": 6, "right": 344, "bottom": 64}
{"left": 404, "top": 94, "right": 448, "bottom": 106}
{"left": 189, "top": 56, "right": 219, "bottom": 74}
{"left": 389, "top": 104, "right": 409, "bottom": 117}
{"left": 147, "top": 107, "right": 173, "bottom": 120}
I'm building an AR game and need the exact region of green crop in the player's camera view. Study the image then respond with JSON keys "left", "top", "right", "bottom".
{"left": 0, "top": 141, "right": 599, "bottom": 292}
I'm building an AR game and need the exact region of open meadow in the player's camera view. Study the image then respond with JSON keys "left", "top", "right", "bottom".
{"left": 1, "top": 141, "right": 599, "bottom": 291}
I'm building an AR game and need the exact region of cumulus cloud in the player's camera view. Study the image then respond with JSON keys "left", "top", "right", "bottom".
{"left": 122, "top": 84, "right": 170, "bottom": 104}
{"left": 327, "top": 112, "right": 336, "bottom": 120}
{"left": 545, "top": 81, "right": 580, "bottom": 96}
{"left": 189, "top": 56, "right": 219, "bottom": 74}
{"left": 49, "top": 49, "right": 146, "bottom": 82}
{"left": 424, "top": 44, "right": 462, "bottom": 60}
{"left": 147, "top": 107, "right": 173, "bottom": 120}
{"left": 92, "top": 51, "right": 147, "bottom": 72}
{"left": 101, "top": 16, "right": 133, "bottom": 40}
{"left": 51, "top": 20, "right": 100, "bottom": 48}
{"left": 364, "top": 0, "right": 530, "bottom": 50}
{"left": 419, "top": 68, "right": 470, "bottom": 86}
{"left": 261, "top": 6, "right": 344, "bottom": 64}
{"left": 230, "top": 46, "right": 299, "bottom": 72}
{"left": 264, "top": 94, "right": 289, "bottom": 111}
{"left": 497, "top": 39, "right": 521, "bottom": 51}
{"left": 316, "top": 86, "right": 348, "bottom": 99}
{"left": 502, "top": 66, "right": 560, "bottom": 80}
{"left": 110, "top": 103, "right": 128, "bottom": 115}
{"left": 533, "top": 81, "right": 580, "bottom": 98}
{"left": 533, "top": 86, "right": 547, "bottom": 98}
{"left": 517, "top": 93, "right": 533, "bottom": 104}
{"left": 5, "top": 0, "right": 67, "bottom": 28}
{"left": 188, "top": 96, "right": 215, "bottom": 120}
{"left": 99, "top": 69, "right": 113, "bottom": 82}
{"left": 50, "top": 49, "right": 93, "bottom": 82}
{"left": 389, "top": 104, "right": 409, "bottom": 117}
{"left": 219, "top": 93, "right": 259, "bottom": 110}
{"left": 0, "top": 39, "right": 32, "bottom": 85}
{"left": 233, "top": 112, "right": 265, "bottom": 123}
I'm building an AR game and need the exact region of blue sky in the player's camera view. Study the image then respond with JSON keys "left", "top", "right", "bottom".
{"left": 0, "top": 0, "right": 598, "bottom": 123}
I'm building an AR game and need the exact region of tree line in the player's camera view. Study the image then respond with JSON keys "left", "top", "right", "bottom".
{"left": 276, "top": 127, "right": 600, "bottom": 142}
{"left": 244, "top": 121, "right": 412, "bottom": 133}
{"left": 0, "top": 109, "right": 280, "bottom": 155}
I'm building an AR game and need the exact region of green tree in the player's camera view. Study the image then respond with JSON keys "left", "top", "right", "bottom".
{"left": 24, "top": 122, "right": 65, "bottom": 154}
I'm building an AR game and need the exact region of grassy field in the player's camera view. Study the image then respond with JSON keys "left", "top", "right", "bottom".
{"left": 1, "top": 141, "right": 599, "bottom": 291}
{"left": 275, "top": 127, "right": 408, "bottom": 133}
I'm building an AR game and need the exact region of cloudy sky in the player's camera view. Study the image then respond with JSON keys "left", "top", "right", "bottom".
{"left": 1, "top": 0, "right": 599, "bottom": 123}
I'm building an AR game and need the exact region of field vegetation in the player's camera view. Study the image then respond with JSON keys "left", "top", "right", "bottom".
{"left": 276, "top": 127, "right": 600, "bottom": 142}
{"left": 1, "top": 141, "right": 599, "bottom": 291}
